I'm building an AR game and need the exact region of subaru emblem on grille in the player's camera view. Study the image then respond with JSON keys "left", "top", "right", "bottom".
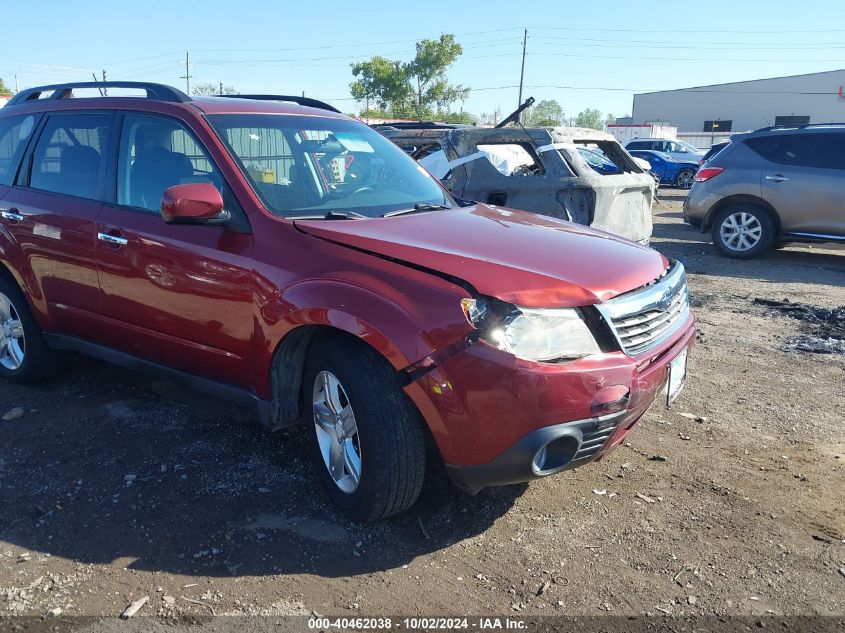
{"left": 598, "top": 261, "right": 689, "bottom": 356}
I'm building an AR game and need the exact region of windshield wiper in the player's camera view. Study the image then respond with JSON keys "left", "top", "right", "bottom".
{"left": 288, "top": 210, "right": 367, "bottom": 220}
{"left": 382, "top": 203, "right": 451, "bottom": 218}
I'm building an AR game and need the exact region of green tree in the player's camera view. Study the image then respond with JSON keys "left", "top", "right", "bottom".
{"left": 524, "top": 99, "right": 564, "bottom": 127}
{"left": 350, "top": 57, "right": 414, "bottom": 116}
{"left": 575, "top": 108, "right": 604, "bottom": 130}
{"left": 0, "top": 78, "right": 12, "bottom": 97}
{"left": 407, "top": 34, "right": 469, "bottom": 117}
{"left": 433, "top": 110, "right": 476, "bottom": 124}
{"left": 350, "top": 34, "right": 469, "bottom": 119}
{"left": 192, "top": 82, "right": 238, "bottom": 96}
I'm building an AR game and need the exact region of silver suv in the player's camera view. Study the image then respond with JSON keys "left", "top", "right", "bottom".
{"left": 684, "top": 124, "right": 845, "bottom": 258}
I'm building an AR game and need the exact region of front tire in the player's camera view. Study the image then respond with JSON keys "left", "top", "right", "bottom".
{"left": 0, "top": 277, "right": 51, "bottom": 383}
{"left": 711, "top": 204, "right": 775, "bottom": 259}
{"left": 304, "top": 336, "right": 426, "bottom": 522}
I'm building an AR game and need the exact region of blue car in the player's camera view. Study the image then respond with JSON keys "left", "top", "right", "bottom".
{"left": 577, "top": 146, "right": 619, "bottom": 175}
{"left": 628, "top": 150, "right": 699, "bottom": 189}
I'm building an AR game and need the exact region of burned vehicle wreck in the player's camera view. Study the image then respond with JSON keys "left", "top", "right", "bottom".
{"left": 378, "top": 124, "right": 656, "bottom": 244}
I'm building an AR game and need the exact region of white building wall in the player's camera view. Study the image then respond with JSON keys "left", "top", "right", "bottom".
{"left": 632, "top": 69, "right": 845, "bottom": 133}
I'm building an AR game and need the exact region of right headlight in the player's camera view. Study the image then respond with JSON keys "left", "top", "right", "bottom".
{"left": 462, "top": 299, "right": 600, "bottom": 362}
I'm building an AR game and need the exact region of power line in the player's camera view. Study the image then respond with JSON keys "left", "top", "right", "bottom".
{"left": 321, "top": 84, "right": 845, "bottom": 101}
{"left": 98, "top": 50, "right": 185, "bottom": 67}
{"left": 479, "top": 84, "right": 845, "bottom": 95}
{"left": 533, "top": 35, "right": 845, "bottom": 48}
{"left": 188, "top": 28, "right": 524, "bottom": 53}
{"left": 526, "top": 50, "right": 845, "bottom": 63}
{"left": 192, "top": 39, "right": 524, "bottom": 65}
{"left": 529, "top": 25, "right": 845, "bottom": 34}
{"left": 530, "top": 39, "right": 845, "bottom": 51}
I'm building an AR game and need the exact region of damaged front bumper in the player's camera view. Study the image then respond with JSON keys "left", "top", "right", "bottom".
{"left": 404, "top": 313, "right": 696, "bottom": 494}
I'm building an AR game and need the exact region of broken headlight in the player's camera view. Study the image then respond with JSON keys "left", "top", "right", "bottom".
{"left": 461, "top": 298, "right": 600, "bottom": 362}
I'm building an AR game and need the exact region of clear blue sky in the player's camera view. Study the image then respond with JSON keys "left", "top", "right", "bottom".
{"left": 3, "top": 0, "right": 844, "bottom": 119}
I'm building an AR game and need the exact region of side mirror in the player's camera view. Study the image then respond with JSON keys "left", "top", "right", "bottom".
{"left": 161, "top": 183, "right": 229, "bottom": 225}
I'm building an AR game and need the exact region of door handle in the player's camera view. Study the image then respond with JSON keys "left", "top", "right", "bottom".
{"left": 1, "top": 209, "right": 25, "bottom": 222}
{"left": 765, "top": 175, "right": 789, "bottom": 183}
{"left": 97, "top": 232, "right": 128, "bottom": 246}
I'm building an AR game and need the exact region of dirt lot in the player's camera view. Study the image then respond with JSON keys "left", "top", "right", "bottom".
{"left": 1, "top": 194, "right": 844, "bottom": 623}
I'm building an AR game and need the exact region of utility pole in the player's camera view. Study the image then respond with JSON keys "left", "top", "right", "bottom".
{"left": 92, "top": 72, "right": 104, "bottom": 97}
{"left": 219, "top": 81, "right": 223, "bottom": 96}
{"left": 102, "top": 69, "right": 107, "bottom": 96}
{"left": 517, "top": 28, "right": 527, "bottom": 119}
{"left": 180, "top": 51, "right": 192, "bottom": 95}
{"left": 14, "top": 75, "right": 18, "bottom": 93}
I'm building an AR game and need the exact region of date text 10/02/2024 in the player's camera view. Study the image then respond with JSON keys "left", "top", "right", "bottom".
{"left": 307, "top": 617, "right": 528, "bottom": 630}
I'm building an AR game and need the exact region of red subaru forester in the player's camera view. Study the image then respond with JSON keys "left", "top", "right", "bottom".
{"left": 0, "top": 82, "right": 694, "bottom": 521}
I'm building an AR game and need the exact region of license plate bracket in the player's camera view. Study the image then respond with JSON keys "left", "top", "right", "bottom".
{"left": 665, "top": 348, "right": 688, "bottom": 407}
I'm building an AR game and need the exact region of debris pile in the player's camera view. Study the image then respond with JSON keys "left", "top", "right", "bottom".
{"left": 754, "top": 298, "right": 845, "bottom": 355}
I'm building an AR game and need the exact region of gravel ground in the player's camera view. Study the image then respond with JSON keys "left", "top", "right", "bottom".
{"left": 1, "top": 193, "right": 843, "bottom": 625}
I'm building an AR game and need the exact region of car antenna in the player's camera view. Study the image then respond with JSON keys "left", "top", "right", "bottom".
{"left": 493, "top": 96, "right": 545, "bottom": 163}
{"left": 495, "top": 97, "right": 535, "bottom": 129}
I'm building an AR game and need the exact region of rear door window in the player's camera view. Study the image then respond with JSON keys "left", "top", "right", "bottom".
{"left": 0, "top": 114, "right": 38, "bottom": 186}
{"left": 746, "top": 134, "right": 817, "bottom": 167}
{"left": 29, "top": 113, "right": 111, "bottom": 200}
{"left": 807, "top": 133, "right": 845, "bottom": 170}
{"left": 574, "top": 141, "right": 636, "bottom": 175}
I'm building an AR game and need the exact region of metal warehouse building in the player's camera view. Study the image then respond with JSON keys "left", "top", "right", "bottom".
{"left": 632, "top": 69, "right": 845, "bottom": 134}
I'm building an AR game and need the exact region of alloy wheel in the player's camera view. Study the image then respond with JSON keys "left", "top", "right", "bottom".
{"left": 719, "top": 212, "right": 763, "bottom": 252}
{"left": 312, "top": 370, "right": 362, "bottom": 494}
{"left": 0, "top": 292, "right": 25, "bottom": 371}
{"left": 677, "top": 170, "right": 695, "bottom": 189}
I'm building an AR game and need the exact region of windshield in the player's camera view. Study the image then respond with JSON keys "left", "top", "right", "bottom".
{"left": 208, "top": 114, "right": 454, "bottom": 218}
{"left": 672, "top": 140, "right": 700, "bottom": 153}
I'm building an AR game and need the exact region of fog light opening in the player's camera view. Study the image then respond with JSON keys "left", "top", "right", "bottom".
{"left": 532, "top": 435, "right": 579, "bottom": 475}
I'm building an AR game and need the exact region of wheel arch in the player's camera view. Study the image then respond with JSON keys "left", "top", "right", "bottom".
{"left": 0, "top": 259, "right": 18, "bottom": 285}
{"left": 703, "top": 194, "right": 782, "bottom": 235}
{"left": 0, "top": 235, "right": 52, "bottom": 330}
{"left": 0, "top": 259, "right": 41, "bottom": 320}
{"left": 259, "top": 279, "right": 470, "bottom": 431}
{"left": 265, "top": 322, "right": 393, "bottom": 431}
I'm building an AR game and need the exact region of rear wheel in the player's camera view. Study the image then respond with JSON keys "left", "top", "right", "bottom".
{"left": 675, "top": 169, "right": 695, "bottom": 189}
{"left": 0, "top": 277, "right": 51, "bottom": 383}
{"left": 304, "top": 336, "right": 426, "bottom": 522}
{"left": 711, "top": 205, "right": 775, "bottom": 259}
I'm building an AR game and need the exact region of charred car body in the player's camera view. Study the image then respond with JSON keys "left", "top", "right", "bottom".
{"left": 378, "top": 123, "right": 657, "bottom": 244}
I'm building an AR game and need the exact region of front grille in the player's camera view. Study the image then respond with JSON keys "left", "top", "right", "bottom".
{"left": 611, "top": 285, "right": 689, "bottom": 354}
{"left": 598, "top": 261, "right": 690, "bottom": 356}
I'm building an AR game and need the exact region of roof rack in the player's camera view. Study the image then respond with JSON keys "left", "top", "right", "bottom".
{"left": 6, "top": 81, "right": 191, "bottom": 106}
{"left": 371, "top": 121, "right": 461, "bottom": 130}
{"left": 754, "top": 122, "right": 845, "bottom": 133}
{"left": 217, "top": 94, "right": 341, "bottom": 114}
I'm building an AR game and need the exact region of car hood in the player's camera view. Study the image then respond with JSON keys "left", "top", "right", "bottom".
{"left": 294, "top": 205, "right": 668, "bottom": 308}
